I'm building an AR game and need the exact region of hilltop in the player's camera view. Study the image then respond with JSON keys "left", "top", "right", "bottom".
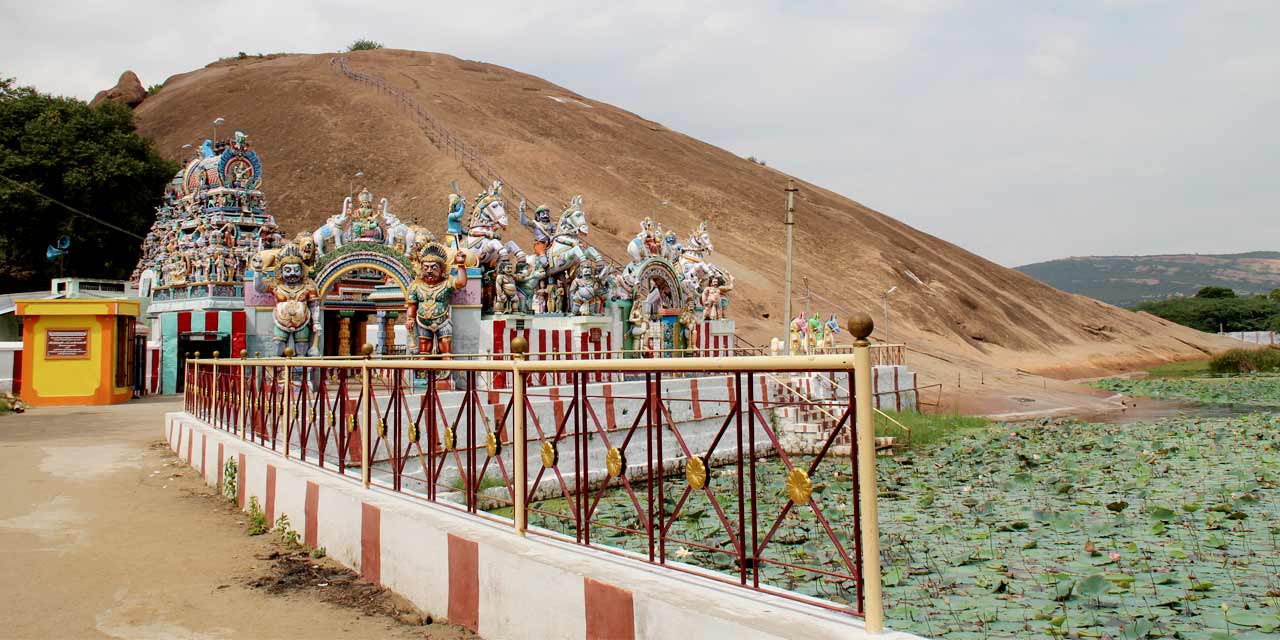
{"left": 130, "top": 49, "right": 1239, "bottom": 413}
{"left": 1017, "top": 252, "right": 1280, "bottom": 307}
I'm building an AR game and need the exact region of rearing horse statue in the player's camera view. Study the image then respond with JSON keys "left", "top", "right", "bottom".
{"left": 461, "top": 180, "right": 524, "bottom": 267}
{"left": 543, "top": 195, "right": 602, "bottom": 277}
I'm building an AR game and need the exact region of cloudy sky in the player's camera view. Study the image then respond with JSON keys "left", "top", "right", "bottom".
{"left": 2, "top": 1, "right": 1276, "bottom": 266}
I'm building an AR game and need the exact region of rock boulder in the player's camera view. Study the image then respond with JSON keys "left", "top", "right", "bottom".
{"left": 89, "top": 70, "right": 147, "bottom": 109}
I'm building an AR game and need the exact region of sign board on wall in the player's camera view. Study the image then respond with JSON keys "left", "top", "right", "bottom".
{"left": 46, "top": 328, "right": 90, "bottom": 359}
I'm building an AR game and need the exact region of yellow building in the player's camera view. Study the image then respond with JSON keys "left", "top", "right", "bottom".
{"left": 16, "top": 298, "right": 141, "bottom": 406}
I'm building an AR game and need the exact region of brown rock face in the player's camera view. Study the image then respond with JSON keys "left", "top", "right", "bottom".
{"left": 132, "top": 50, "right": 1242, "bottom": 414}
{"left": 89, "top": 70, "right": 146, "bottom": 108}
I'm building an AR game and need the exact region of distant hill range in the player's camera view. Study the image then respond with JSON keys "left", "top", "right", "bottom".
{"left": 1016, "top": 252, "right": 1280, "bottom": 307}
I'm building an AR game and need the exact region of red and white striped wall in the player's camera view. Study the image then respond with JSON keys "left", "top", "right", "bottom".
{"left": 165, "top": 412, "right": 882, "bottom": 640}
{"left": 485, "top": 318, "right": 618, "bottom": 388}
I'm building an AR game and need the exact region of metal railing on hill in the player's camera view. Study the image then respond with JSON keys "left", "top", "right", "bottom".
{"left": 184, "top": 334, "right": 889, "bottom": 630}
{"left": 329, "top": 56, "right": 623, "bottom": 269}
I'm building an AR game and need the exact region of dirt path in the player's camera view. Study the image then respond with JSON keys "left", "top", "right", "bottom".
{"left": 0, "top": 398, "right": 474, "bottom": 639}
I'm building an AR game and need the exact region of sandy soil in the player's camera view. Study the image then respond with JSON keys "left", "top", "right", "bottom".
{"left": 0, "top": 398, "right": 474, "bottom": 639}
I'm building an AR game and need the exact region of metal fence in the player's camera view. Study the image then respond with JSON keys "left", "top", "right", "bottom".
{"left": 185, "top": 340, "right": 887, "bottom": 630}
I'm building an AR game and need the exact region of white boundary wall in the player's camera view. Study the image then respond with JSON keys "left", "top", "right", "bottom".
{"left": 165, "top": 411, "right": 921, "bottom": 640}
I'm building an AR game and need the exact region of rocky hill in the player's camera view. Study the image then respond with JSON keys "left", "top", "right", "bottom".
{"left": 1017, "top": 252, "right": 1280, "bottom": 307}
{"left": 129, "top": 49, "right": 1240, "bottom": 413}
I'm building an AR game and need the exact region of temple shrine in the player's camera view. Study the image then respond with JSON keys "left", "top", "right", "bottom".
{"left": 131, "top": 130, "right": 739, "bottom": 393}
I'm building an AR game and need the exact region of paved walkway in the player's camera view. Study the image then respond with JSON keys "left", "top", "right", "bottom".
{"left": 0, "top": 398, "right": 470, "bottom": 639}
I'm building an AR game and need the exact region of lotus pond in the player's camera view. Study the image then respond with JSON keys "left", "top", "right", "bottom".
{"left": 520, "top": 407, "right": 1280, "bottom": 638}
{"left": 1093, "top": 375, "right": 1280, "bottom": 408}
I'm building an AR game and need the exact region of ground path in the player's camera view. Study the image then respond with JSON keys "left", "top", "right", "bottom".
{"left": 0, "top": 398, "right": 472, "bottom": 639}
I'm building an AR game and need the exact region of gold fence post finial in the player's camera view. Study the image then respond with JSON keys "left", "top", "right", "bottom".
{"left": 849, "top": 310, "right": 883, "bottom": 630}
{"left": 511, "top": 334, "right": 528, "bottom": 536}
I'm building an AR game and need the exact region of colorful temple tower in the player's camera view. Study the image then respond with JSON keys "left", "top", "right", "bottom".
{"left": 132, "top": 132, "right": 278, "bottom": 392}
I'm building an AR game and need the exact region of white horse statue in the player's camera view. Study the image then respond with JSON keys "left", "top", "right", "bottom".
{"left": 461, "top": 181, "right": 524, "bottom": 267}
{"left": 626, "top": 216, "right": 662, "bottom": 263}
{"left": 543, "top": 195, "right": 603, "bottom": 277}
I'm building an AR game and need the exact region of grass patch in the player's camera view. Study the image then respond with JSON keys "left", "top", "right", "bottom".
{"left": 876, "top": 410, "right": 990, "bottom": 449}
{"left": 448, "top": 472, "right": 507, "bottom": 494}
{"left": 1146, "top": 358, "right": 1211, "bottom": 378}
{"left": 1209, "top": 346, "right": 1280, "bottom": 374}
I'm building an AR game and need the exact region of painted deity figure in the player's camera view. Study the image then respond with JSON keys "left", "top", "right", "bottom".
{"left": 678, "top": 299, "right": 699, "bottom": 354}
{"left": 790, "top": 314, "right": 807, "bottom": 355}
{"left": 569, "top": 264, "right": 604, "bottom": 316}
{"left": 533, "top": 281, "right": 549, "bottom": 315}
{"left": 824, "top": 314, "right": 841, "bottom": 350}
{"left": 628, "top": 303, "right": 651, "bottom": 355}
{"left": 550, "top": 280, "right": 565, "bottom": 314}
{"left": 252, "top": 244, "right": 321, "bottom": 357}
{"left": 808, "top": 313, "right": 824, "bottom": 353}
{"left": 518, "top": 200, "right": 554, "bottom": 256}
{"left": 515, "top": 260, "right": 545, "bottom": 314}
{"left": 700, "top": 273, "right": 731, "bottom": 321}
{"left": 405, "top": 242, "right": 468, "bottom": 356}
{"left": 445, "top": 182, "right": 466, "bottom": 244}
{"left": 493, "top": 260, "right": 519, "bottom": 315}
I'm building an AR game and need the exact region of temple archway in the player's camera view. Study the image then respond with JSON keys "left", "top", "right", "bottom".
{"left": 314, "top": 251, "right": 414, "bottom": 356}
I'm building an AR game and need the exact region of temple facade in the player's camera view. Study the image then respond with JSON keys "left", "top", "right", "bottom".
{"left": 133, "top": 131, "right": 736, "bottom": 393}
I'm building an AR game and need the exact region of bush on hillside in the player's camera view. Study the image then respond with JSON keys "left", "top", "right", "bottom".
{"left": 1195, "top": 286, "right": 1236, "bottom": 299}
{"left": 348, "top": 39, "right": 383, "bottom": 51}
{"left": 1208, "top": 347, "right": 1280, "bottom": 374}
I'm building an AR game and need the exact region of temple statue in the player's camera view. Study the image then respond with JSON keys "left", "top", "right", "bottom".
{"left": 405, "top": 242, "right": 468, "bottom": 356}
{"left": 518, "top": 200, "right": 554, "bottom": 256}
{"left": 252, "top": 243, "right": 321, "bottom": 357}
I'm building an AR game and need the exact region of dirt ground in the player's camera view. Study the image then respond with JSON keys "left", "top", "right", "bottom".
{"left": 0, "top": 398, "right": 474, "bottom": 639}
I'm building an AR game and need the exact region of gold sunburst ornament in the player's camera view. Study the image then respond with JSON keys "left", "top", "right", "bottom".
{"left": 346, "top": 415, "right": 356, "bottom": 434}
{"left": 786, "top": 468, "right": 813, "bottom": 504}
{"left": 327, "top": 413, "right": 335, "bottom": 429}
{"left": 606, "top": 448, "right": 625, "bottom": 478}
{"left": 541, "top": 441, "right": 558, "bottom": 468}
{"left": 378, "top": 418, "right": 387, "bottom": 438}
{"left": 408, "top": 422, "right": 419, "bottom": 444}
{"left": 685, "top": 456, "right": 708, "bottom": 490}
{"left": 486, "top": 432, "right": 501, "bottom": 458}
{"left": 444, "top": 427, "right": 456, "bottom": 450}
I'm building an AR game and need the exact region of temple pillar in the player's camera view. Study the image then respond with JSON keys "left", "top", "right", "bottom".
{"left": 337, "top": 314, "right": 353, "bottom": 357}
{"left": 384, "top": 312, "right": 398, "bottom": 354}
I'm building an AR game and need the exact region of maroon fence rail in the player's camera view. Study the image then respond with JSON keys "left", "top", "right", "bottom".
{"left": 184, "top": 350, "right": 884, "bottom": 622}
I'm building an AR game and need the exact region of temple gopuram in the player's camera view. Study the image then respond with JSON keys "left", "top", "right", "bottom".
{"left": 132, "top": 130, "right": 738, "bottom": 393}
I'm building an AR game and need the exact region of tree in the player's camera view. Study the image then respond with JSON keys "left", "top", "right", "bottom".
{"left": 0, "top": 74, "right": 177, "bottom": 293}
{"left": 347, "top": 39, "right": 384, "bottom": 51}
{"left": 1194, "top": 286, "right": 1236, "bottom": 299}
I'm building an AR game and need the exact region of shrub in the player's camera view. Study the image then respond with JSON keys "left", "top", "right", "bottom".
{"left": 348, "top": 39, "right": 383, "bottom": 51}
{"left": 146, "top": 83, "right": 163, "bottom": 96}
{"left": 1208, "top": 347, "right": 1280, "bottom": 374}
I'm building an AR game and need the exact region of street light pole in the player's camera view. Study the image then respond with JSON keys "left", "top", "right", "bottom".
{"left": 783, "top": 179, "right": 798, "bottom": 355}
{"left": 212, "top": 117, "right": 225, "bottom": 142}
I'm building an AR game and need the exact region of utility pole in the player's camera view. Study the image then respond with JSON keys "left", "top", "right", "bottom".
{"left": 783, "top": 179, "right": 797, "bottom": 354}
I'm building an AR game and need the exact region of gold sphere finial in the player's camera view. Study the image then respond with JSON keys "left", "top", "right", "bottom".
{"left": 239, "top": 349, "right": 248, "bottom": 358}
{"left": 511, "top": 335, "right": 528, "bottom": 359}
{"left": 361, "top": 343, "right": 374, "bottom": 357}
{"left": 254, "top": 351, "right": 261, "bottom": 358}
{"left": 847, "top": 312, "right": 874, "bottom": 341}
{"left": 194, "top": 351, "right": 201, "bottom": 359}
{"left": 283, "top": 347, "right": 296, "bottom": 358}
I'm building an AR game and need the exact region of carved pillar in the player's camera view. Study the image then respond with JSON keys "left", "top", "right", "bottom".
{"left": 337, "top": 315, "right": 352, "bottom": 357}
{"left": 384, "top": 312, "right": 398, "bottom": 354}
